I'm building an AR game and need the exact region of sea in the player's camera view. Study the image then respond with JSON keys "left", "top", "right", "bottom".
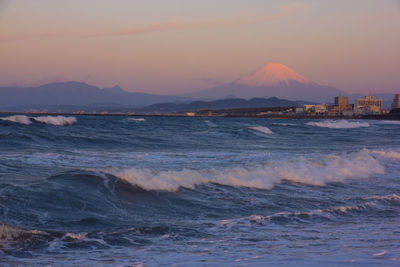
{"left": 0, "top": 115, "right": 399, "bottom": 266}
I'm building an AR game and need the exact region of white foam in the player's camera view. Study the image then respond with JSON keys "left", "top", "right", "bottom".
{"left": 97, "top": 149, "right": 384, "bottom": 192}
{"left": 0, "top": 224, "right": 45, "bottom": 241}
{"left": 0, "top": 115, "right": 76, "bottom": 126}
{"left": 250, "top": 126, "right": 273, "bottom": 135}
{"left": 219, "top": 203, "right": 371, "bottom": 228}
{"left": 128, "top": 118, "right": 146, "bottom": 122}
{"left": 364, "top": 194, "right": 400, "bottom": 201}
{"left": 373, "top": 251, "right": 387, "bottom": 257}
{"left": 63, "top": 232, "right": 88, "bottom": 240}
{"left": 0, "top": 115, "right": 32, "bottom": 125}
{"left": 33, "top": 116, "right": 77, "bottom": 125}
{"left": 306, "top": 120, "right": 370, "bottom": 129}
{"left": 370, "top": 150, "right": 400, "bottom": 159}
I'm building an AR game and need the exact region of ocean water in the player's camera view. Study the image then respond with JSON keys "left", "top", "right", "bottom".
{"left": 0, "top": 115, "right": 399, "bottom": 266}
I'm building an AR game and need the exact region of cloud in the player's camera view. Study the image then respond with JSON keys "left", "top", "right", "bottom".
{"left": 109, "top": 3, "right": 304, "bottom": 37}
{"left": 0, "top": 3, "right": 305, "bottom": 41}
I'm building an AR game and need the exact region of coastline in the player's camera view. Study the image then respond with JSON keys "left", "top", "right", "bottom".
{"left": 1, "top": 111, "right": 399, "bottom": 120}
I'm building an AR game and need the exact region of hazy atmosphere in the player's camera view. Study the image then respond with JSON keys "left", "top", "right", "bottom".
{"left": 1, "top": 0, "right": 399, "bottom": 94}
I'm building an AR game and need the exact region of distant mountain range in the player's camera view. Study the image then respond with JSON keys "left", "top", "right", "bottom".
{"left": 0, "top": 63, "right": 396, "bottom": 111}
{"left": 0, "top": 81, "right": 189, "bottom": 108}
{"left": 187, "top": 63, "right": 343, "bottom": 102}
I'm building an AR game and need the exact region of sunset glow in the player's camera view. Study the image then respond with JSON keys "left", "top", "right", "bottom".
{"left": 0, "top": 0, "right": 399, "bottom": 93}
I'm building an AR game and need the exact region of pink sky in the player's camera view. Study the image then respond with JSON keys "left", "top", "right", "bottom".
{"left": 0, "top": 0, "right": 399, "bottom": 94}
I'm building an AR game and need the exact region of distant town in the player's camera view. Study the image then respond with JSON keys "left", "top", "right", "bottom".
{"left": 184, "top": 94, "right": 400, "bottom": 119}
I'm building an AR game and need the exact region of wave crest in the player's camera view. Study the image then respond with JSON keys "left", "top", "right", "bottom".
{"left": 0, "top": 115, "right": 32, "bottom": 125}
{"left": 306, "top": 120, "right": 370, "bottom": 129}
{"left": 128, "top": 118, "right": 146, "bottom": 122}
{"left": 0, "top": 115, "right": 76, "bottom": 126}
{"left": 97, "top": 150, "right": 384, "bottom": 192}
{"left": 370, "top": 150, "right": 400, "bottom": 159}
{"left": 0, "top": 224, "right": 47, "bottom": 242}
{"left": 250, "top": 126, "right": 273, "bottom": 135}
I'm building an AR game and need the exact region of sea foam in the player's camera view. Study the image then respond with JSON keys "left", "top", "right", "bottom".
{"left": 250, "top": 126, "right": 273, "bottom": 135}
{"left": 128, "top": 118, "right": 146, "bottom": 122}
{"left": 219, "top": 202, "right": 374, "bottom": 228}
{"left": 33, "top": 116, "right": 77, "bottom": 125}
{"left": 370, "top": 150, "right": 400, "bottom": 159}
{"left": 98, "top": 150, "right": 384, "bottom": 192}
{"left": 0, "top": 115, "right": 32, "bottom": 125}
{"left": 0, "top": 115, "right": 76, "bottom": 126}
{"left": 306, "top": 120, "right": 370, "bottom": 129}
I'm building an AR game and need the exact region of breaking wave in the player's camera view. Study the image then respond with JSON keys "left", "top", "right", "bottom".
{"left": 364, "top": 194, "right": 400, "bottom": 201}
{"left": 370, "top": 150, "right": 400, "bottom": 159}
{"left": 0, "top": 115, "right": 76, "bottom": 126}
{"left": 306, "top": 120, "right": 370, "bottom": 129}
{"left": 0, "top": 115, "right": 32, "bottom": 125}
{"left": 0, "top": 224, "right": 48, "bottom": 242}
{"left": 219, "top": 203, "right": 375, "bottom": 227}
{"left": 219, "top": 194, "right": 400, "bottom": 227}
{"left": 96, "top": 150, "right": 384, "bottom": 192}
{"left": 128, "top": 118, "right": 146, "bottom": 122}
{"left": 250, "top": 126, "right": 273, "bottom": 135}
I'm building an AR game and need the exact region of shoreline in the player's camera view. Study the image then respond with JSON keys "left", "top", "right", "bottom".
{"left": 1, "top": 111, "right": 399, "bottom": 120}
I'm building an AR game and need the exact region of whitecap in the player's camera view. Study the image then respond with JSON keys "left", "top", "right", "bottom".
{"left": 218, "top": 203, "right": 372, "bottom": 228}
{"left": 95, "top": 149, "right": 384, "bottom": 192}
{"left": 306, "top": 120, "right": 369, "bottom": 129}
{"left": 33, "top": 116, "right": 77, "bottom": 126}
{"left": 128, "top": 118, "right": 146, "bottom": 122}
{"left": 0, "top": 115, "right": 76, "bottom": 126}
{"left": 370, "top": 150, "right": 400, "bottom": 159}
{"left": 250, "top": 126, "right": 273, "bottom": 135}
{"left": 0, "top": 115, "right": 32, "bottom": 125}
{"left": 364, "top": 194, "right": 400, "bottom": 201}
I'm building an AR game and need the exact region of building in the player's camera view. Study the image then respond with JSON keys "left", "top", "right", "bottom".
{"left": 329, "top": 96, "right": 354, "bottom": 115}
{"left": 303, "top": 104, "right": 328, "bottom": 115}
{"left": 335, "top": 96, "right": 348, "bottom": 107}
{"left": 314, "top": 104, "right": 329, "bottom": 114}
{"left": 334, "top": 96, "right": 353, "bottom": 114}
{"left": 355, "top": 96, "right": 382, "bottom": 114}
{"left": 391, "top": 94, "right": 400, "bottom": 110}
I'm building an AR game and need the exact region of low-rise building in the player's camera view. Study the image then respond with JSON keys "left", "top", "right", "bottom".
{"left": 303, "top": 104, "right": 328, "bottom": 115}
{"left": 314, "top": 104, "right": 329, "bottom": 114}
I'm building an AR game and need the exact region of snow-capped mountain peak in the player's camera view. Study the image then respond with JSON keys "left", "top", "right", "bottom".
{"left": 237, "top": 63, "right": 315, "bottom": 87}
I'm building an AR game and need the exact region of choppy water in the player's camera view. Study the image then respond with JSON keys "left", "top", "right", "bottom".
{"left": 0, "top": 115, "right": 399, "bottom": 266}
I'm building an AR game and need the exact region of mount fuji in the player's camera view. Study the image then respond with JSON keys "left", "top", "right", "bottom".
{"left": 189, "top": 63, "right": 343, "bottom": 102}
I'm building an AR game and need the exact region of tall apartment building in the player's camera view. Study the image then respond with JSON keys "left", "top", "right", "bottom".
{"left": 355, "top": 96, "right": 382, "bottom": 114}
{"left": 331, "top": 96, "right": 353, "bottom": 115}
{"left": 391, "top": 94, "right": 400, "bottom": 110}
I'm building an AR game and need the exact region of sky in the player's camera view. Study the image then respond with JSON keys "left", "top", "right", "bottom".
{"left": 0, "top": 0, "right": 399, "bottom": 94}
